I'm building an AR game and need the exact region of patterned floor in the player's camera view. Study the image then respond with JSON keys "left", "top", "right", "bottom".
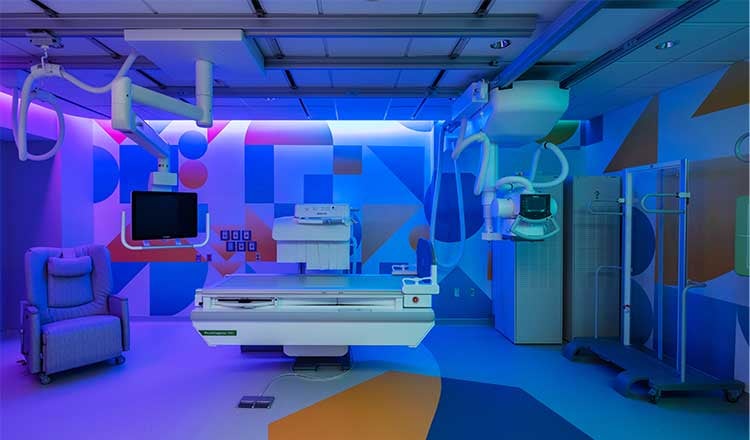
{"left": 0, "top": 322, "right": 746, "bottom": 439}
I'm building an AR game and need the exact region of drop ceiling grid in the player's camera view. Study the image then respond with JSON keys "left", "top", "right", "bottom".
{"left": 319, "top": 0, "right": 422, "bottom": 14}
{"left": 569, "top": 18, "right": 749, "bottom": 118}
{"left": 541, "top": 8, "right": 673, "bottom": 63}
{"left": 325, "top": 38, "right": 412, "bottom": 57}
{"left": 40, "top": 0, "right": 154, "bottom": 13}
{"left": 329, "top": 69, "right": 401, "bottom": 88}
{"left": 1, "top": 37, "right": 112, "bottom": 57}
{"left": 140, "top": 0, "right": 253, "bottom": 14}
{"left": 259, "top": 0, "right": 318, "bottom": 14}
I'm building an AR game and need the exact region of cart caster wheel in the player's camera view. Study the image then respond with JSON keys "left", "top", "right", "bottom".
{"left": 648, "top": 388, "right": 661, "bottom": 404}
{"left": 724, "top": 389, "right": 742, "bottom": 403}
{"left": 39, "top": 374, "right": 51, "bottom": 385}
{"left": 114, "top": 355, "right": 126, "bottom": 365}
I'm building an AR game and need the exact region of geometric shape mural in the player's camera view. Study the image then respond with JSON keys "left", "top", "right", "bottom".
{"left": 369, "top": 145, "right": 425, "bottom": 201}
{"left": 178, "top": 130, "right": 208, "bottom": 159}
{"left": 605, "top": 95, "right": 659, "bottom": 172}
{"left": 93, "top": 120, "right": 494, "bottom": 319}
{"left": 269, "top": 372, "right": 441, "bottom": 440}
{"left": 333, "top": 145, "right": 363, "bottom": 175}
{"left": 179, "top": 160, "right": 208, "bottom": 189}
{"left": 409, "top": 224, "right": 431, "bottom": 250}
{"left": 427, "top": 377, "right": 590, "bottom": 439}
{"left": 245, "top": 145, "right": 275, "bottom": 203}
{"left": 303, "top": 174, "right": 333, "bottom": 203}
{"left": 693, "top": 61, "right": 749, "bottom": 118}
{"left": 661, "top": 157, "right": 750, "bottom": 283}
{"left": 92, "top": 146, "right": 120, "bottom": 203}
{"left": 245, "top": 120, "right": 333, "bottom": 145}
{"left": 361, "top": 204, "right": 420, "bottom": 263}
{"left": 207, "top": 120, "right": 230, "bottom": 143}
{"left": 149, "top": 262, "right": 208, "bottom": 316}
{"left": 270, "top": 372, "right": 589, "bottom": 440}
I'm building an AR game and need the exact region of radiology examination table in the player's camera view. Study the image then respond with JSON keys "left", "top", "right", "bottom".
{"left": 191, "top": 272, "right": 438, "bottom": 361}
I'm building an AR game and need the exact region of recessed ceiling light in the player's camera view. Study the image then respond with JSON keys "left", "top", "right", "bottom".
{"left": 655, "top": 40, "right": 678, "bottom": 50}
{"left": 490, "top": 39, "right": 512, "bottom": 49}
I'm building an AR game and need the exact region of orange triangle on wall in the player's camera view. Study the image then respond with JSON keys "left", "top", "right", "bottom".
{"left": 693, "top": 61, "right": 750, "bottom": 117}
{"left": 361, "top": 204, "right": 419, "bottom": 263}
{"left": 605, "top": 95, "right": 659, "bottom": 173}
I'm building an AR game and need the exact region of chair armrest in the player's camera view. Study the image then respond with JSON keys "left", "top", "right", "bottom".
{"left": 22, "top": 305, "right": 41, "bottom": 374}
{"left": 108, "top": 296, "right": 130, "bottom": 351}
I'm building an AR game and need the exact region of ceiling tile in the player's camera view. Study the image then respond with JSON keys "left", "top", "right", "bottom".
{"left": 330, "top": 70, "right": 400, "bottom": 87}
{"left": 320, "top": 0, "right": 421, "bottom": 14}
{"left": 304, "top": 98, "right": 337, "bottom": 119}
{"left": 94, "top": 37, "right": 140, "bottom": 57}
{"left": 569, "top": 61, "right": 663, "bottom": 101}
{"left": 460, "top": 37, "right": 532, "bottom": 58}
{"left": 0, "top": 0, "right": 43, "bottom": 12}
{"left": 0, "top": 39, "right": 33, "bottom": 56}
{"left": 489, "top": 1, "right": 574, "bottom": 21}
{"left": 276, "top": 38, "right": 327, "bottom": 57}
{"left": 261, "top": 0, "right": 319, "bottom": 13}
{"left": 566, "top": 87, "right": 662, "bottom": 119}
{"left": 42, "top": 0, "right": 153, "bottom": 13}
{"left": 685, "top": 0, "right": 749, "bottom": 24}
{"left": 420, "top": 0, "right": 479, "bottom": 14}
{"left": 542, "top": 8, "right": 671, "bottom": 63}
{"left": 681, "top": 26, "right": 749, "bottom": 62}
{"left": 290, "top": 70, "right": 334, "bottom": 87}
{"left": 439, "top": 69, "right": 492, "bottom": 88}
{"left": 2, "top": 37, "right": 112, "bottom": 57}
{"left": 621, "top": 23, "right": 746, "bottom": 62}
{"left": 335, "top": 98, "right": 390, "bottom": 119}
{"left": 627, "top": 61, "right": 731, "bottom": 88}
{"left": 218, "top": 68, "right": 287, "bottom": 88}
{"left": 243, "top": 98, "right": 300, "bottom": 108}
{"left": 326, "top": 38, "right": 411, "bottom": 57}
{"left": 144, "top": 0, "right": 252, "bottom": 13}
{"left": 406, "top": 38, "right": 460, "bottom": 57}
{"left": 396, "top": 70, "right": 441, "bottom": 87}
{"left": 385, "top": 106, "right": 418, "bottom": 120}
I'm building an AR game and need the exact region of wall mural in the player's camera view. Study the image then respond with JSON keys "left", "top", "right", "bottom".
{"left": 92, "top": 120, "right": 495, "bottom": 320}
{"left": 586, "top": 61, "right": 749, "bottom": 385}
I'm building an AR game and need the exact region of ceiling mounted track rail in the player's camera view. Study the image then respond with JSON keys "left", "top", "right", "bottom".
{"left": 0, "top": 14, "right": 538, "bottom": 38}
{"left": 561, "top": 0, "right": 718, "bottom": 88}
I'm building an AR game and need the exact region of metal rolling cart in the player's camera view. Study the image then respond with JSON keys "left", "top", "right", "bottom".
{"left": 563, "top": 160, "right": 745, "bottom": 403}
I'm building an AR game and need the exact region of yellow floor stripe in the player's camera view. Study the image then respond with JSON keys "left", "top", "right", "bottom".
{"left": 269, "top": 371, "right": 441, "bottom": 440}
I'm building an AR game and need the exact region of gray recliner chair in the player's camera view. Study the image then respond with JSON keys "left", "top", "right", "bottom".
{"left": 21, "top": 245, "right": 130, "bottom": 384}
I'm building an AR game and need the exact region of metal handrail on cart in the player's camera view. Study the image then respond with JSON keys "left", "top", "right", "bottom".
{"left": 593, "top": 265, "right": 622, "bottom": 339}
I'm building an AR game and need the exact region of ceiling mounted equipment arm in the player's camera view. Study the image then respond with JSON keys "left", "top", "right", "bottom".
{"left": 12, "top": 51, "right": 138, "bottom": 161}
{"left": 111, "top": 59, "right": 213, "bottom": 159}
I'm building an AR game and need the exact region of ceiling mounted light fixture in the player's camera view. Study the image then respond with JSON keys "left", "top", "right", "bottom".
{"left": 490, "top": 39, "right": 512, "bottom": 49}
{"left": 655, "top": 40, "right": 678, "bottom": 50}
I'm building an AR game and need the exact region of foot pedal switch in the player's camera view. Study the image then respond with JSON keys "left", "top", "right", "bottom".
{"left": 238, "top": 395, "right": 274, "bottom": 409}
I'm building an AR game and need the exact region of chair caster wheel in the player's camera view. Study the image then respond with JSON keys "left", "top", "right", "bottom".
{"left": 39, "top": 374, "right": 51, "bottom": 385}
{"left": 724, "top": 389, "right": 742, "bottom": 403}
{"left": 115, "top": 355, "right": 126, "bottom": 365}
{"left": 648, "top": 388, "right": 661, "bottom": 404}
